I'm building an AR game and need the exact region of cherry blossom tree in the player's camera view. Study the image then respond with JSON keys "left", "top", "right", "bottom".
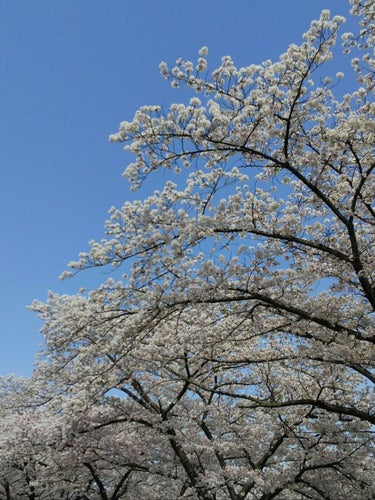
{"left": 0, "top": 375, "right": 63, "bottom": 499}
{"left": 0, "top": 376, "right": 169, "bottom": 499}
{"left": 27, "top": 2, "right": 374, "bottom": 498}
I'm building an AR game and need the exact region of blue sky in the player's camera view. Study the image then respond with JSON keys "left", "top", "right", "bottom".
{"left": 0, "top": 0, "right": 356, "bottom": 376}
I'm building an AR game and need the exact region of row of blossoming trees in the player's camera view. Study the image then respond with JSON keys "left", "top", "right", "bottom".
{"left": 1, "top": 1, "right": 374, "bottom": 498}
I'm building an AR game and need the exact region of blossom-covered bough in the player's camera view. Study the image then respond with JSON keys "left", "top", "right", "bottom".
{"left": 6, "top": 1, "right": 372, "bottom": 498}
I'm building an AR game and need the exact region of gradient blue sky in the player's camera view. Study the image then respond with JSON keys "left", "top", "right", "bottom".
{"left": 0, "top": 1, "right": 357, "bottom": 376}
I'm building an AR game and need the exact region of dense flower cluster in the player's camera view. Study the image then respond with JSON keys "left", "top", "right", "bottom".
{"left": 1, "top": 2, "right": 374, "bottom": 498}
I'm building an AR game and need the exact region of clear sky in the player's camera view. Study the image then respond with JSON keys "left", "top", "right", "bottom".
{"left": 0, "top": 0, "right": 357, "bottom": 376}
